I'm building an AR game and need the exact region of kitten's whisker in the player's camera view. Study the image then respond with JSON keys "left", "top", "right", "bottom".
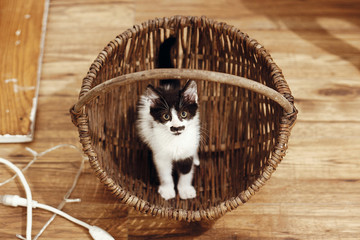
{"left": 200, "top": 135, "right": 208, "bottom": 145}
{"left": 201, "top": 134, "right": 209, "bottom": 141}
{"left": 200, "top": 126, "right": 209, "bottom": 133}
{"left": 199, "top": 128, "right": 209, "bottom": 146}
{"left": 199, "top": 127, "right": 209, "bottom": 138}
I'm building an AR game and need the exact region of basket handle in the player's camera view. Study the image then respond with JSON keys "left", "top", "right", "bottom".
{"left": 70, "top": 69, "right": 295, "bottom": 117}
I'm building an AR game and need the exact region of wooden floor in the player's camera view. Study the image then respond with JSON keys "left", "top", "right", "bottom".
{"left": 1, "top": 0, "right": 360, "bottom": 239}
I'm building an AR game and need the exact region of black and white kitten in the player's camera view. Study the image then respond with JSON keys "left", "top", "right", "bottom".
{"left": 136, "top": 37, "right": 200, "bottom": 200}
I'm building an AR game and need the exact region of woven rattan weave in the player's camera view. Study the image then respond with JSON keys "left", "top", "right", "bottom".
{"left": 70, "top": 16, "right": 297, "bottom": 222}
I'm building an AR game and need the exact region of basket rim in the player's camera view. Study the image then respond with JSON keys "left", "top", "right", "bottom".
{"left": 70, "top": 15, "right": 298, "bottom": 222}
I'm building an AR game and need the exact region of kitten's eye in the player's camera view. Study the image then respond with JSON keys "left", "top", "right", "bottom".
{"left": 162, "top": 113, "right": 170, "bottom": 121}
{"left": 180, "top": 111, "right": 188, "bottom": 118}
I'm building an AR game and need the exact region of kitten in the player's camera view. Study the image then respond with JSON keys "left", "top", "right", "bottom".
{"left": 136, "top": 37, "right": 200, "bottom": 200}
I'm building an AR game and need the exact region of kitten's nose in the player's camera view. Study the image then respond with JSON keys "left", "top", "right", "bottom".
{"left": 170, "top": 126, "right": 185, "bottom": 133}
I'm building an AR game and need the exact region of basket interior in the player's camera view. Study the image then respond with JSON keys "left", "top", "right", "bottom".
{"left": 84, "top": 17, "right": 282, "bottom": 211}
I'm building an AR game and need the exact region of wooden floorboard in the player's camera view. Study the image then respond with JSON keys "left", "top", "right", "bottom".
{"left": 1, "top": 0, "right": 360, "bottom": 239}
{"left": 0, "top": 0, "right": 48, "bottom": 142}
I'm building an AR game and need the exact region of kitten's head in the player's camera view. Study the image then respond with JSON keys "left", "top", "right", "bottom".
{"left": 145, "top": 80, "right": 198, "bottom": 136}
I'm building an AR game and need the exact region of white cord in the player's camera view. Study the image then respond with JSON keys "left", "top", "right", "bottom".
{"left": 0, "top": 158, "right": 33, "bottom": 240}
{"left": 1, "top": 144, "right": 86, "bottom": 240}
{"left": 0, "top": 194, "right": 114, "bottom": 240}
{"left": 0, "top": 157, "right": 114, "bottom": 240}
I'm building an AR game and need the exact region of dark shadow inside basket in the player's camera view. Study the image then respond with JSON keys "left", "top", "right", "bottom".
{"left": 86, "top": 80, "right": 281, "bottom": 211}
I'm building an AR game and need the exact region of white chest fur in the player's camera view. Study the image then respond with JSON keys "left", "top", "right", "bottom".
{"left": 152, "top": 118, "right": 200, "bottom": 161}
{"left": 137, "top": 96, "right": 200, "bottom": 162}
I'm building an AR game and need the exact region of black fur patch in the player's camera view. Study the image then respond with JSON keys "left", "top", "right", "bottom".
{"left": 149, "top": 86, "right": 198, "bottom": 123}
{"left": 158, "top": 37, "right": 176, "bottom": 69}
{"left": 158, "top": 37, "right": 180, "bottom": 89}
{"left": 173, "top": 157, "right": 193, "bottom": 174}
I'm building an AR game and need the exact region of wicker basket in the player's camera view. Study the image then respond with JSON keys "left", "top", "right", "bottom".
{"left": 70, "top": 16, "right": 297, "bottom": 222}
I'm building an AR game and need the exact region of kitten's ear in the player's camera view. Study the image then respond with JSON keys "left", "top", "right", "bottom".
{"left": 146, "top": 84, "right": 160, "bottom": 107}
{"left": 182, "top": 80, "right": 198, "bottom": 103}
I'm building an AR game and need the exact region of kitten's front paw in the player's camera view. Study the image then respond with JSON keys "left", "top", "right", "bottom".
{"left": 178, "top": 185, "right": 196, "bottom": 199}
{"left": 158, "top": 185, "right": 176, "bottom": 200}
